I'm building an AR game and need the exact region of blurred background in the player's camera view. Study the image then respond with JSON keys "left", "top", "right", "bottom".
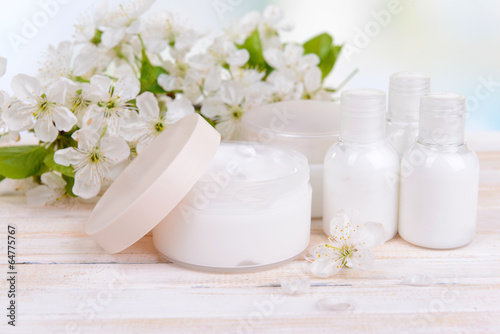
{"left": 0, "top": 0, "right": 499, "bottom": 131}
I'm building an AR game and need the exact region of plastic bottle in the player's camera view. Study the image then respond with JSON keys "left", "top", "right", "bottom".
{"left": 399, "top": 92, "right": 479, "bottom": 249}
{"left": 323, "top": 89, "right": 400, "bottom": 239}
{"left": 387, "top": 72, "right": 430, "bottom": 158}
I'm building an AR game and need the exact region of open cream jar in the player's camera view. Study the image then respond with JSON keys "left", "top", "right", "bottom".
{"left": 85, "top": 114, "right": 312, "bottom": 272}
{"left": 153, "top": 142, "right": 311, "bottom": 271}
{"left": 240, "top": 100, "right": 340, "bottom": 218}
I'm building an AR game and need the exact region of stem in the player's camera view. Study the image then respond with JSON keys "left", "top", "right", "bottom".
{"left": 335, "top": 68, "right": 359, "bottom": 91}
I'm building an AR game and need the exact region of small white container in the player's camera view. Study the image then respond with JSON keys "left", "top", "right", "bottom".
{"left": 153, "top": 142, "right": 311, "bottom": 271}
{"left": 399, "top": 92, "right": 479, "bottom": 249}
{"left": 85, "top": 114, "right": 312, "bottom": 272}
{"left": 240, "top": 100, "right": 340, "bottom": 218}
{"left": 323, "top": 89, "right": 400, "bottom": 239}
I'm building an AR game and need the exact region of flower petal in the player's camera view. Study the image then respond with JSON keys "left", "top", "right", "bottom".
{"left": 263, "top": 48, "right": 284, "bottom": 70}
{"left": 201, "top": 97, "right": 226, "bottom": 118}
{"left": 310, "top": 259, "right": 341, "bottom": 278}
{"left": 165, "top": 97, "right": 194, "bottom": 124}
{"left": 280, "top": 278, "right": 310, "bottom": 295}
{"left": 73, "top": 44, "right": 98, "bottom": 76}
{"left": 72, "top": 128, "right": 100, "bottom": 150}
{"left": 351, "top": 221, "right": 387, "bottom": 248}
{"left": 34, "top": 118, "right": 58, "bottom": 142}
{"left": 157, "top": 73, "right": 179, "bottom": 92}
{"left": 81, "top": 105, "right": 104, "bottom": 131}
{"left": 317, "top": 298, "right": 356, "bottom": 311}
{"left": 284, "top": 44, "right": 304, "bottom": 65}
{"left": 263, "top": 5, "right": 283, "bottom": 23}
{"left": 227, "top": 49, "right": 249, "bottom": 67}
{"left": 346, "top": 248, "right": 375, "bottom": 270}
{"left": 221, "top": 81, "right": 244, "bottom": 106}
{"left": 100, "top": 136, "right": 130, "bottom": 165}
{"left": 101, "top": 27, "right": 126, "bottom": 48}
{"left": 26, "top": 185, "right": 58, "bottom": 206}
{"left": 54, "top": 148, "right": 80, "bottom": 167}
{"left": 41, "top": 172, "right": 66, "bottom": 189}
{"left": 2, "top": 102, "right": 34, "bottom": 131}
{"left": 114, "top": 74, "right": 140, "bottom": 101}
{"left": 87, "top": 75, "right": 111, "bottom": 102}
{"left": 304, "top": 67, "right": 322, "bottom": 92}
{"left": 52, "top": 106, "right": 77, "bottom": 132}
{"left": 10, "top": 74, "right": 41, "bottom": 101}
{"left": 136, "top": 92, "right": 160, "bottom": 120}
{"left": 204, "top": 66, "right": 221, "bottom": 93}
{"left": 73, "top": 164, "right": 101, "bottom": 199}
{"left": 400, "top": 274, "right": 436, "bottom": 287}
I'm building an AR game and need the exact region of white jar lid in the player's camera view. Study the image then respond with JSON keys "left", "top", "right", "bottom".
{"left": 85, "top": 114, "right": 221, "bottom": 253}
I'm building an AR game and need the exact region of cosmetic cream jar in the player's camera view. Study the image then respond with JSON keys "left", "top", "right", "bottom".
{"left": 85, "top": 114, "right": 312, "bottom": 272}
{"left": 153, "top": 142, "right": 312, "bottom": 271}
{"left": 240, "top": 100, "right": 340, "bottom": 218}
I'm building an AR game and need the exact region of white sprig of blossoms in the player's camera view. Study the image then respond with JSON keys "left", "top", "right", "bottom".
{"left": 307, "top": 210, "right": 387, "bottom": 278}
{"left": 0, "top": 1, "right": 344, "bottom": 205}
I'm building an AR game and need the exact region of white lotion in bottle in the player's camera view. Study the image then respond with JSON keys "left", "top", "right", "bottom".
{"left": 399, "top": 92, "right": 479, "bottom": 249}
{"left": 387, "top": 72, "right": 430, "bottom": 158}
{"left": 323, "top": 89, "right": 400, "bottom": 239}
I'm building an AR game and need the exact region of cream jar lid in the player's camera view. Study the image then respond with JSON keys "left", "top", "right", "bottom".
{"left": 85, "top": 114, "right": 221, "bottom": 253}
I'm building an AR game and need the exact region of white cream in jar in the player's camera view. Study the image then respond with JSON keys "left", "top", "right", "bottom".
{"left": 153, "top": 142, "right": 312, "bottom": 271}
{"left": 240, "top": 100, "right": 340, "bottom": 218}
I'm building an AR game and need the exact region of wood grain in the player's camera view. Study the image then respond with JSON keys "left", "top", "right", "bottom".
{"left": 1, "top": 151, "right": 500, "bottom": 334}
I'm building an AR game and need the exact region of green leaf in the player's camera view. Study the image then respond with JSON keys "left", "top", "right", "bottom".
{"left": 43, "top": 151, "right": 75, "bottom": 177}
{"left": 0, "top": 175, "right": 5, "bottom": 182}
{"left": 0, "top": 145, "right": 50, "bottom": 179}
{"left": 237, "top": 30, "right": 270, "bottom": 72}
{"left": 62, "top": 174, "right": 77, "bottom": 197}
{"left": 319, "top": 45, "right": 342, "bottom": 79}
{"left": 140, "top": 48, "right": 167, "bottom": 94}
{"left": 303, "top": 33, "right": 341, "bottom": 79}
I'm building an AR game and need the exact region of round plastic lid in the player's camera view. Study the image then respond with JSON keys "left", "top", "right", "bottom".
{"left": 85, "top": 114, "right": 221, "bottom": 253}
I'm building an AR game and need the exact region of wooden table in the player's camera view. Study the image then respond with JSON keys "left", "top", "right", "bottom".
{"left": 1, "top": 151, "right": 499, "bottom": 334}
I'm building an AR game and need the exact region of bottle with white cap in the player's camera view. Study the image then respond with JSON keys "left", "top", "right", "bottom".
{"left": 323, "top": 89, "right": 400, "bottom": 239}
{"left": 399, "top": 92, "right": 479, "bottom": 249}
{"left": 387, "top": 72, "right": 430, "bottom": 158}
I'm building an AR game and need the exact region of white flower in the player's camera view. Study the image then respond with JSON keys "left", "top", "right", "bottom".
{"left": 264, "top": 44, "right": 319, "bottom": 78}
{"left": 301, "top": 66, "right": 332, "bottom": 100}
{"left": 141, "top": 11, "right": 199, "bottom": 57}
{"left": 225, "top": 11, "right": 260, "bottom": 45}
{"left": 64, "top": 80, "right": 92, "bottom": 127}
{"left": 306, "top": 210, "right": 386, "bottom": 278}
{"left": 3, "top": 74, "right": 77, "bottom": 143}
{"left": 157, "top": 60, "right": 206, "bottom": 102}
{"left": 101, "top": 0, "right": 155, "bottom": 48}
{"left": 83, "top": 74, "right": 140, "bottom": 134}
{"left": 120, "top": 92, "right": 194, "bottom": 153}
{"left": 0, "top": 91, "right": 20, "bottom": 143}
{"left": 266, "top": 70, "right": 302, "bottom": 102}
{"left": 26, "top": 172, "right": 66, "bottom": 206}
{"left": 225, "top": 5, "right": 292, "bottom": 48}
{"left": 207, "top": 37, "right": 250, "bottom": 68}
{"left": 54, "top": 128, "right": 129, "bottom": 199}
{"left": 0, "top": 56, "right": 6, "bottom": 77}
{"left": 201, "top": 81, "right": 263, "bottom": 140}
{"left": 74, "top": 1, "right": 108, "bottom": 44}
{"left": 38, "top": 41, "right": 97, "bottom": 85}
